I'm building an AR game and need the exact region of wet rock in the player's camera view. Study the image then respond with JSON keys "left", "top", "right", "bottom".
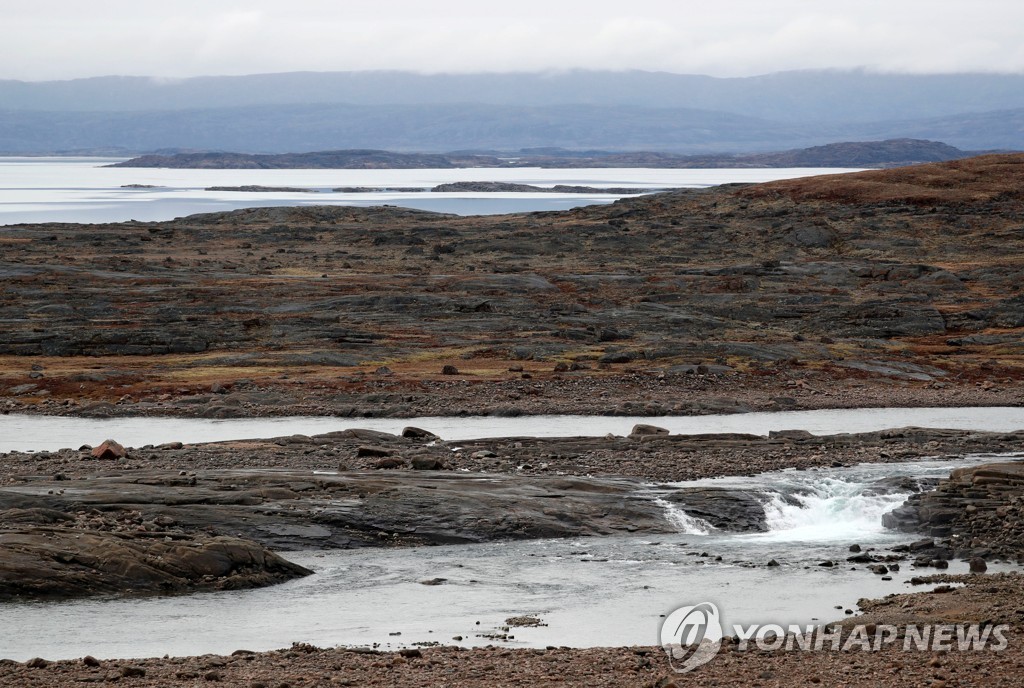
{"left": 356, "top": 446, "right": 394, "bottom": 458}
{"left": 411, "top": 457, "right": 446, "bottom": 470}
{"left": 665, "top": 488, "right": 770, "bottom": 532}
{"left": 885, "top": 462, "right": 1024, "bottom": 560}
{"left": 768, "top": 429, "right": 815, "bottom": 440}
{"left": 0, "top": 529, "right": 312, "bottom": 600}
{"left": 373, "top": 457, "right": 406, "bottom": 469}
{"left": 402, "top": 426, "right": 438, "bottom": 440}
{"left": 629, "top": 424, "right": 670, "bottom": 437}
{"left": 969, "top": 557, "right": 988, "bottom": 573}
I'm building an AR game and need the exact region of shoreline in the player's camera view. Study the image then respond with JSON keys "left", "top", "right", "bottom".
{"left": 3, "top": 572, "right": 1023, "bottom": 686}
{"left": 4, "top": 373, "right": 1022, "bottom": 420}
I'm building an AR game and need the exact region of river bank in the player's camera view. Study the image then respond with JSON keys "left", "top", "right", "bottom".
{"left": 3, "top": 370, "right": 1022, "bottom": 421}
{"left": 4, "top": 571, "right": 1024, "bottom": 687}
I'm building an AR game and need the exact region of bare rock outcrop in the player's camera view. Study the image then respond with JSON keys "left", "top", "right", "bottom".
{"left": 0, "top": 527, "right": 311, "bottom": 600}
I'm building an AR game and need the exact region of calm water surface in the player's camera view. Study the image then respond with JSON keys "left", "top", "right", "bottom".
{"left": 1, "top": 406, "right": 1022, "bottom": 453}
{"left": 0, "top": 157, "right": 864, "bottom": 224}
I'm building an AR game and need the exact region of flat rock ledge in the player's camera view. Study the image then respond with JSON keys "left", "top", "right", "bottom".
{"left": 0, "top": 527, "right": 311, "bottom": 601}
{"left": 883, "top": 460, "right": 1024, "bottom": 561}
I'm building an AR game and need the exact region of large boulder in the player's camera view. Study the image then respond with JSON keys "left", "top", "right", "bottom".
{"left": 0, "top": 529, "right": 312, "bottom": 600}
{"left": 90, "top": 440, "right": 126, "bottom": 460}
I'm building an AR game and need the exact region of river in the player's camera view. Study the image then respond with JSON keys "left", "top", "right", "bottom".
{"left": 1, "top": 453, "right": 1020, "bottom": 661}
{"left": 2, "top": 406, "right": 1023, "bottom": 453}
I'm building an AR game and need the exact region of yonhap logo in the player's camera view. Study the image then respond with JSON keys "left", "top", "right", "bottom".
{"left": 660, "top": 602, "right": 1010, "bottom": 674}
{"left": 659, "top": 602, "right": 723, "bottom": 673}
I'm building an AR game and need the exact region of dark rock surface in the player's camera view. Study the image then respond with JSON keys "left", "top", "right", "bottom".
{"left": 883, "top": 460, "right": 1024, "bottom": 561}
{"left": 0, "top": 525, "right": 311, "bottom": 600}
{"left": 664, "top": 488, "right": 770, "bottom": 532}
{"left": 0, "top": 468, "right": 675, "bottom": 554}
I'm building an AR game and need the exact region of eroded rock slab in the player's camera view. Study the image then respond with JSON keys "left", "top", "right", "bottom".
{"left": 0, "top": 526, "right": 311, "bottom": 601}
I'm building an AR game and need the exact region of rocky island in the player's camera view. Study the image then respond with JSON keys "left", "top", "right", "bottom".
{"left": 110, "top": 138, "right": 992, "bottom": 170}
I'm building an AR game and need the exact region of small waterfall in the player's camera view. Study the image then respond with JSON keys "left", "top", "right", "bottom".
{"left": 758, "top": 477, "right": 911, "bottom": 542}
{"left": 654, "top": 498, "right": 716, "bottom": 535}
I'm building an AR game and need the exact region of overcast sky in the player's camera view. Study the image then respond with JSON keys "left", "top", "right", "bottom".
{"left": 3, "top": 0, "right": 1022, "bottom": 81}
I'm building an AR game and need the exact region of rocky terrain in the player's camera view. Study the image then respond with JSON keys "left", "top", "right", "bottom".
{"left": 2, "top": 154, "right": 1024, "bottom": 418}
{"left": 885, "top": 461, "right": 1024, "bottom": 560}
{"left": 2, "top": 155, "right": 1024, "bottom": 685}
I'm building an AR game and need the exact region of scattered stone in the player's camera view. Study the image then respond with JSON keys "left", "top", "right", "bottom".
{"left": 629, "top": 424, "right": 669, "bottom": 437}
{"left": 90, "top": 439, "right": 127, "bottom": 460}
{"left": 402, "top": 427, "right": 438, "bottom": 440}
{"left": 373, "top": 457, "right": 406, "bottom": 469}
{"left": 411, "top": 457, "right": 445, "bottom": 470}
{"left": 357, "top": 446, "right": 394, "bottom": 458}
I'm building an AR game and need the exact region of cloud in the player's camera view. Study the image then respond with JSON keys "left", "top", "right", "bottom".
{"left": 1, "top": 0, "right": 1023, "bottom": 79}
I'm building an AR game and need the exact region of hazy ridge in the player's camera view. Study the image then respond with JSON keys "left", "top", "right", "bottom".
{"left": 3, "top": 70, "right": 1024, "bottom": 154}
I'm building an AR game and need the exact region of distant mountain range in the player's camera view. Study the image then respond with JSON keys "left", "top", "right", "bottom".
{"left": 111, "top": 139, "right": 982, "bottom": 169}
{"left": 2, "top": 70, "right": 1023, "bottom": 154}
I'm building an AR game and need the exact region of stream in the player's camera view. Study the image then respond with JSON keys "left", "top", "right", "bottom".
{"left": 2, "top": 451, "right": 1021, "bottom": 661}
{"left": 2, "top": 406, "right": 1024, "bottom": 453}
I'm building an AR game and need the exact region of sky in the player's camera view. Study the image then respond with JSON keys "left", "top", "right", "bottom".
{"left": 2, "top": 0, "right": 1023, "bottom": 81}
